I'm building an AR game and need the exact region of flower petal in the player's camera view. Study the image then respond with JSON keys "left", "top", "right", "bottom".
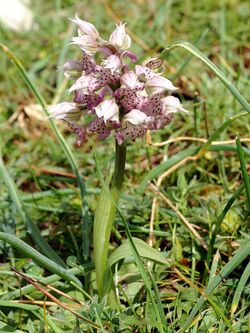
{"left": 101, "top": 55, "right": 122, "bottom": 74}
{"left": 123, "top": 109, "right": 150, "bottom": 125}
{"left": 48, "top": 102, "right": 82, "bottom": 122}
{"left": 94, "top": 99, "right": 119, "bottom": 123}
{"left": 162, "top": 96, "right": 188, "bottom": 114}
{"left": 135, "top": 65, "right": 154, "bottom": 81}
{"left": 70, "top": 15, "right": 100, "bottom": 39}
{"left": 120, "top": 71, "right": 144, "bottom": 90}
{"left": 109, "top": 23, "right": 131, "bottom": 50}
{"left": 70, "top": 35, "right": 98, "bottom": 55}
{"left": 145, "top": 76, "right": 178, "bottom": 95}
{"left": 68, "top": 75, "right": 93, "bottom": 94}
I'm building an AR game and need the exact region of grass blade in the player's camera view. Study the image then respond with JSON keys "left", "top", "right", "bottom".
{"left": 0, "top": 232, "right": 82, "bottom": 287}
{"left": 139, "top": 112, "right": 248, "bottom": 192}
{"left": 231, "top": 261, "right": 250, "bottom": 318}
{"left": 171, "top": 28, "right": 209, "bottom": 80}
{"left": 206, "top": 181, "right": 247, "bottom": 265}
{"left": 236, "top": 136, "right": 250, "bottom": 211}
{"left": 0, "top": 147, "right": 66, "bottom": 267}
{"left": 0, "top": 43, "right": 90, "bottom": 261}
{"left": 179, "top": 240, "right": 250, "bottom": 332}
{"left": 160, "top": 41, "right": 250, "bottom": 113}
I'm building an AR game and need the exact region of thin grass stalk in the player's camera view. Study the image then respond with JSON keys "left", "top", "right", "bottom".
{"left": 236, "top": 136, "right": 250, "bottom": 211}
{"left": 0, "top": 232, "right": 82, "bottom": 287}
{"left": 160, "top": 41, "right": 250, "bottom": 113}
{"left": 179, "top": 240, "right": 250, "bottom": 332}
{"left": 0, "top": 43, "right": 90, "bottom": 261}
{"left": 0, "top": 147, "right": 65, "bottom": 267}
{"left": 206, "top": 181, "right": 246, "bottom": 265}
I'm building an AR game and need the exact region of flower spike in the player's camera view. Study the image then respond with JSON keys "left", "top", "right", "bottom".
{"left": 50, "top": 17, "right": 187, "bottom": 145}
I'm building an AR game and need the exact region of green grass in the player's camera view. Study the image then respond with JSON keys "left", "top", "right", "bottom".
{"left": 0, "top": 0, "right": 249, "bottom": 332}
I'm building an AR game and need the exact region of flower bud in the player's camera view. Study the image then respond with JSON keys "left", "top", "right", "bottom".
{"left": 143, "top": 57, "right": 165, "bottom": 74}
{"left": 70, "top": 15, "right": 100, "bottom": 39}
{"left": 109, "top": 23, "right": 131, "bottom": 50}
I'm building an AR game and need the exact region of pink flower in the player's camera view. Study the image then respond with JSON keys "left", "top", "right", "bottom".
{"left": 50, "top": 17, "right": 187, "bottom": 146}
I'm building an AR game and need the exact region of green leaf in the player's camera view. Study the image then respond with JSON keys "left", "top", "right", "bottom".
{"left": 0, "top": 43, "right": 90, "bottom": 261}
{"left": 0, "top": 300, "right": 39, "bottom": 311}
{"left": 179, "top": 240, "right": 250, "bottom": 332}
{"left": 231, "top": 261, "right": 250, "bottom": 317}
{"left": 160, "top": 41, "right": 250, "bottom": 113}
{"left": 236, "top": 136, "right": 250, "bottom": 210}
{"left": 109, "top": 237, "right": 169, "bottom": 268}
{"left": 94, "top": 151, "right": 167, "bottom": 333}
{"left": 0, "top": 232, "right": 82, "bottom": 287}
{"left": 138, "top": 148, "right": 198, "bottom": 193}
{"left": 0, "top": 148, "right": 66, "bottom": 267}
{"left": 0, "top": 320, "right": 25, "bottom": 332}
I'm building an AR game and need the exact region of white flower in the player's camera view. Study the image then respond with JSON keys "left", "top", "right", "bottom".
{"left": 94, "top": 99, "right": 119, "bottom": 123}
{"left": 101, "top": 55, "right": 122, "bottom": 74}
{"left": 109, "top": 23, "right": 131, "bottom": 50}
{"left": 145, "top": 76, "right": 178, "bottom": 95}
{"left": 70, "top": 15, "right": 100, "bottom": 39}
{"left": 162, "top": 96, "right": 188, "bottom": 114}
{"left": 48, "top": 102, "right": 82, "bottom": 122}
{"left": 67, "top": 75, "right": 93, "bottom": 94}
{"left": 70, "top": 35, "right": 98, "bottom": 55}
{"left": 123, "top": 109, "right": 150, "bottom": 125}
{"left": 0, "top": 0, "right": 33, "bottom": 32}
{"left": 120, "top": 71, "right": 143, "bottom": 89}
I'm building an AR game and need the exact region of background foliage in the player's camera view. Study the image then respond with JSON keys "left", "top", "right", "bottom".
{"left": 0, "top": 0, "right": 249, "bottom": 332}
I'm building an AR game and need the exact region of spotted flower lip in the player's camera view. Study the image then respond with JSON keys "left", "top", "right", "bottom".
{"left": 50, "top": 17, "right": 187, "bottom": 146}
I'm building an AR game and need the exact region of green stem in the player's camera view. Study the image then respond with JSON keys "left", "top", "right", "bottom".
{"left": 112, "top": 141, "right": 127, "bottom": 190}
{"left": 93, "top": 140, "right": 126, "bottom": 297}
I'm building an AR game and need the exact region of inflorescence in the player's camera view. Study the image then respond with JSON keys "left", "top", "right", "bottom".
{"left": 49, "top": 16, "right": 187, "bottom": 146}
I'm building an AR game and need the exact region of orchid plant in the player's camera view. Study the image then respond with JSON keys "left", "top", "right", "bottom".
{"left": 49, "top": 16, "right": 187, "bottom": 297}
{"left": 49, "top": 15, "right": 187, "bottom": 146}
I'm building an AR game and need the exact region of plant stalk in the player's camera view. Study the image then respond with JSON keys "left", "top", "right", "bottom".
{"left": 93, "top": 140, "right": 126, "bottom": 297}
